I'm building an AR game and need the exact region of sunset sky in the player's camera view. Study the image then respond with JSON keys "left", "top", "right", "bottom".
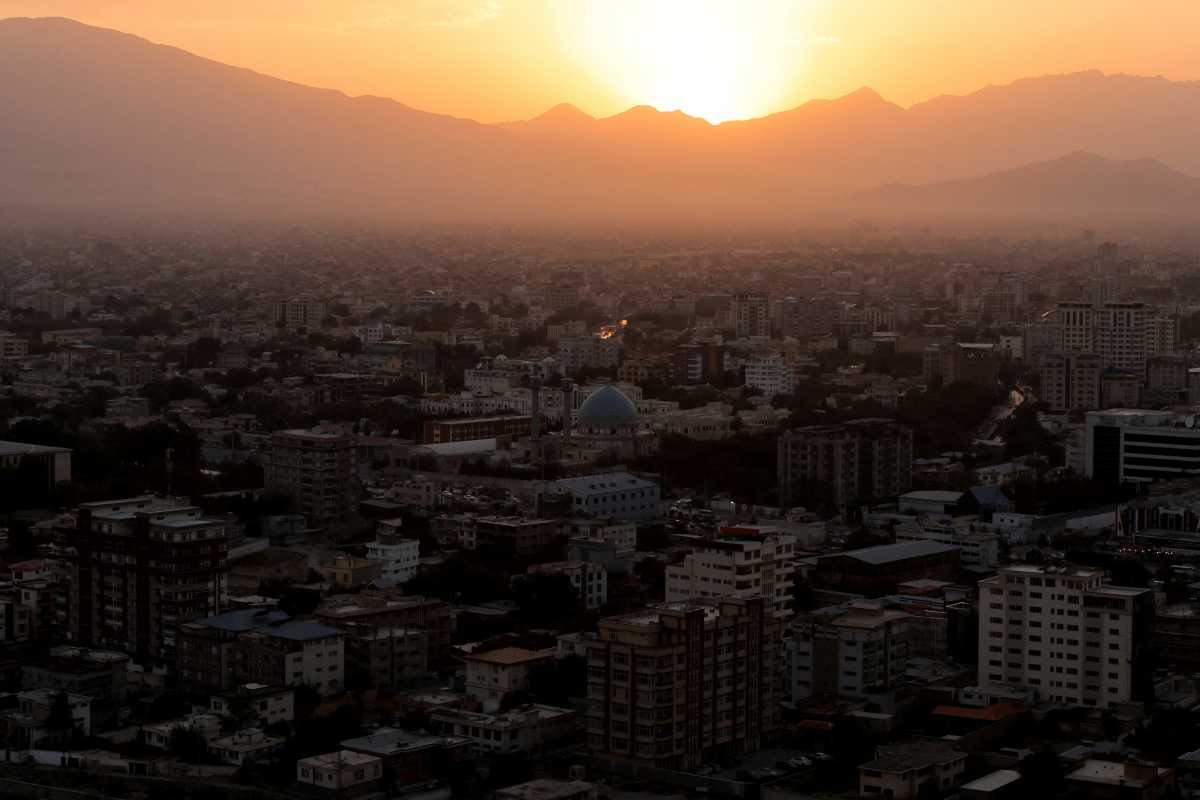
{"left": 6, "top": 0, "right": 1200, "bottom": 123}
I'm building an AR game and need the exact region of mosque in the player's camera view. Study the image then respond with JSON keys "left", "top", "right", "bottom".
{"left": 568, "top": 383, "right": 659, "bottom": 462}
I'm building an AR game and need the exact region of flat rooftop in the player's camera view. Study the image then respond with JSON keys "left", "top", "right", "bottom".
{"left": 0, "top": 440, "right": 71, "bottom": 456}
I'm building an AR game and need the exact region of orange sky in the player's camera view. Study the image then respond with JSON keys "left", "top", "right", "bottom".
{"left": 6, "top": 0, "right": 1200, "bottom": 123}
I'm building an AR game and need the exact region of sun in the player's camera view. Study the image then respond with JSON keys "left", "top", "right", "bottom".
{"left": 564, "top": 0, "right": 810, "bottom": 123}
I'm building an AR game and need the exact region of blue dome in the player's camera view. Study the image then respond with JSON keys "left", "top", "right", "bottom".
{"left": 577, "top": 385, "right": 638, "bottom": 428}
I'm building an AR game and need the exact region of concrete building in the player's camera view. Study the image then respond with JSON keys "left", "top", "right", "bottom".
{"left": 1085, "top": 409, "right": 1200, "bottom": 485}
{"left": 274, "top": 300, "right": 327, "bottom": 331}
{"left": 744, "top": 356, "right": 798, "bottom": 398}
{"left": 51, "top": 496, "right": 229, "bottom": 662}
{"left": 1053, "top": 302, "right": 1176, "bottom": 373}
{"left": 1038, "top": 352, "right": 1102, "bottom": 412}
{"left": 463, "top": 646, "right": 556, "bottom": 706}
{"left": 296, "top": 750, "right": 383, "bottom": 794}
{"left": 365, "top": 519, "right": 420, "bottom": 585}
{"left": 473, "top": 516, "right": 562, "bottom": 557}
{"left": 894, "top": 516, "right": 1000, "bottom": 569}
{"left": 208, "top": 728, "right": 286, "bottom": 765}
{"left": 0, "top": 440, "right": 72, "bottom": 489}
{"left": 525, "top": 561, "right": 608, "bottom": 610}
{"left": 209, "top": 683, "right": 294, "bottom": 728}
{"left": 422, "top": 415, "right": 533, "bottom": 444}
{"left": 340, "top": 727, "right": 469, "bottom": 790}
{"left": 316, "top": 554, "right": 382, "bottom": 587}
{"left": 1064, "top": 760, "right": 1174, "bottom": 800}
{"left": 814, "top": 541, "right": 961, "bottom": 596}
{"left": 665, "top": 534, "right": 797, "bottom": 618}
{"left": 430, "top": 704, "right": 577, "bottom": 755}
{"left": 976, "top": 564, "right": 1154, "bottom": 707}
{"left": 778, "top": 419, "right": 912, "bottom": 512}
{"left": 858, "top": 741, "right": 967, "bottom": 799}
{"left": 341, "top": 624, "right": 427, "bottom": 689}
{"left": 316, "top": 592, "right": 454, "bottom": 666}
{"left": 581, "top": 597, "right": 780, "bottom": 770}
{"left": 264, "top": 429, "right": 356, "bottom": 529}
{"left": 552, "top": 473, "right": 661, "bottom": 523}
{"left": 785, "top": 604, "right": 910, "bottom": 703}
{"left": 732, "top": 292, "right": 770, "bottom": 339}
{"left": 570, "top": 519, "right": 636, "bottom": 553}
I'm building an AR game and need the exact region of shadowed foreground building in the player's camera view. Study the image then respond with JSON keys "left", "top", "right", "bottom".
{"left": 581, "top": 597, "right": 780, "bottom": 770}
{"left": 778, "top": 419, "right": 912, "bottom": 512}
{"left": 51, "top": 496, "right": 229, "bottom": 663}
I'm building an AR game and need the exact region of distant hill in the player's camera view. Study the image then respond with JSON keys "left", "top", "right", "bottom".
{"left": 858, "top": 152, "right": 1200, "bottom": 219}
{"left": 5, "top": 16, "right": 1200, "bottom": 224}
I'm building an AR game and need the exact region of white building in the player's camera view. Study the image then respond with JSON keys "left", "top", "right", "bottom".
{"left": 784, "top": 605, "right": 910, "bottom": 702}
{"left": 552, "top": 472, "right": 660, "bottom": 522}
{"left": 569, "top": 519, "right": 636, "bottom": 553}
{"left": 525, "top": 560, "right": 607, "bottom": 610}
{"left": 1085, "top": 409, "right": 1200, "bottom": 484}
{"left": 296, "top": 750, "right": 383, "bottom": 792}
{"left": 365, "top": 519, "right": 421, "bottom": 585}
{"left": 208, "top": 727, "right": 286, "bottom": 765}
{"left": 430, "top": 704, "right": 577, "bottom": 756}
{"left": 744, "top": 356, "right": 798, "bottom": 398}
{"left": 977, "top": 564, "right": 1153, "bottom": 707}
{"left": 665, "top": 535, "right": 797, "bottom": 618}
{"left": 894, "top": 516, "right": 1000, "bottom": 569}
{"left": 463, "top": 647, "right": 556, "bottom": 707}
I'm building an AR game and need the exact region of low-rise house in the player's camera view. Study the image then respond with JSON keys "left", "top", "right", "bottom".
{"left": 296, "top": 750, "right": 383, "bottom": 795}
{"left": 142, "top": 712, "right": 223, "bottom": 750}
{"left": 209, "top": 727, "right": 286, "bottom": 765}
{"left": 462, "top": 646, "right": 556, "bottom": 706}
{"left": 209, "top": 683, "right": 294, "bottom": 728}
{"left": 429, "top": 704, "right": 576, "bottom": 755}
{"left": 340, "top": 727, "right": 469, "bottom": 788}
{"left": 858, "top": 741, "right": 967, "bottom": 799}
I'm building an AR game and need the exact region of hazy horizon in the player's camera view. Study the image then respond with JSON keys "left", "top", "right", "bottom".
{"left": 5, "top": 1, "right": 1200, "bottom": 124}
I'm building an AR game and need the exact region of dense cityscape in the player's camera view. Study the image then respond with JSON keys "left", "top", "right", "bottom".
{"left": 0, "top": 223, "right": 1198, "bottom": 799}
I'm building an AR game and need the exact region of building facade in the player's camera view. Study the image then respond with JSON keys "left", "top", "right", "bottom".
{"left": 778, "top": 419, "right": 913, "bottom": 511}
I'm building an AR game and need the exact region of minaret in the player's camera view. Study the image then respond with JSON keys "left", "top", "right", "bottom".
{"left": 561, "top": 379, "right": 574, "bottom": 439}
{"left": 530, "top": 376, "right": 542, "bottom": 441}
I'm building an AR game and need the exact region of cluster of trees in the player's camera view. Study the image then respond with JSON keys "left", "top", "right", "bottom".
{"left": 631, "top": 432, "right": 778, "bottom": 505}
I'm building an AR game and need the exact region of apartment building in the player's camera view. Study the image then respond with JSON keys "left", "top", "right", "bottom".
{"left": 1038, "top": 352, "right": 1102, "bottom": 412}
{"left": 976, "top": 564, "right": 1154, "bottom": 707}
{"left": 263, "top": 429, "right": 356, "bottom": 529}
{"left": 429, "top": 704, "right": 576, "bottom": 755}
{"left": 778, "top": 419, "right": 913, "bottom": 511}
{"left": 315, "top": 592, "right": 454, "bottom": 666}
{"left": 665, "top": 535, "right": 797, "bottom": 618}
{"left": 473, "top": 516, "right": 562, "bottom": 556}
{"left": 365, "top": 520, "right": 421, "bottom": 585}
{"left": 732, "top": 292, "right": 770, "bottom": 339}
{"left": 233, "top": 620, "right": 345, "bottom": 694}
{"left": 273, "top": 300, "right": 327, "bottom": 330}
{"left": 341, "top": 624, "right": 428, "bottom": 690}
{"left": 582, "top": 597, "right": 780, "bottom": 770}
{"left": 784, "top": 605, "right": 910, "bottom": 703}
{"left": 52, "top": 496, "right": 229, "bottom": 662}
{"left": 463, "top": 646, "right": 556, "bottom": 705}
{"left": 1053, "top": 302, "right": 1176, "bottom": 373}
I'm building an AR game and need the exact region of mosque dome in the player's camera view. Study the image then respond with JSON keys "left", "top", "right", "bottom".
{"left": 577, "top": 385, "right": 638, "bottom": 428}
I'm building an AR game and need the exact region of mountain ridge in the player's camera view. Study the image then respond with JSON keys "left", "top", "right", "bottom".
{"left": 5, "top": 16, "right": 1200, "bottom": 224}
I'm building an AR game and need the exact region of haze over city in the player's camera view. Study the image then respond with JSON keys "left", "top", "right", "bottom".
{"left": 5, "top": 4, "right": 1200, "bottom": 800}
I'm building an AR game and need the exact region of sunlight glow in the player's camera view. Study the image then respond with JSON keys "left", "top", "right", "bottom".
{"left": 564, "top": 0, "right": 811, "bottom": 123}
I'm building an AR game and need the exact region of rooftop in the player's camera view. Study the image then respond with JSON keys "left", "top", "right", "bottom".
{"left": 463, "top": 646, "right": 555, "bottom": 666}
{"left": 340, "top": 727, "right": 460, "bottom": 756}
{"left": 298, "top": 750, "right": 380, "bottom": 769}
{"left": 495, "top": 779, "right": 596, "bottom": 800}
{"left": 193, "top": 608, "right": 288, "bottom": 633}
{"left": 961, "top": 769, "right": 1022, "bottom": 792}
{"left": 0, "top": 440, "right": 71, "bottom": 457}
{"left": 831, "top": 540, "right": 960, "bottom": 566}
{"left": 554, "top": 472, "right": 657, "bottom": 494}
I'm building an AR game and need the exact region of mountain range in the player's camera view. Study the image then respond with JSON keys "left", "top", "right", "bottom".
{"left": 4, "top": 16, "right": 1200, "bottom": 225}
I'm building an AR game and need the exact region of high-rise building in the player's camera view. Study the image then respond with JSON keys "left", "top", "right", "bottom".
{"left": 665, "top": 535, "right": 797, "bottom": 618}
{"left": 52, "top": 496, "right": 229, "bottom": 662}
{"left": 1037, "top": 352, "right": 1102, "bottom": 412}
{"left": 976, "top": 564, "right": 1154, "bottom": 707}
{"left": 777, "top": 419, "right": 913, "bottom": 511}
{"left": 784, "top": 604, "right": 910, "bottom": 703}
{"left": 264, "top": 429, "right": 356, "bottom": 529}
{"left": 582, "top": 597, "right": 780, "bottom": 770}
{"left": 743, "top": 356, "right": 798, "bottom": 398}
{"left": 671, "top": 341, "right": 725, "bottom": 385}
{"left": 732, "top": 292, "right": 770, "bottom": 339}
{"left": 1053, "top": 302, "right": 1176, "bottom": 373}
{"left": 273, "top": 300, "right": 327, "bottom": 330}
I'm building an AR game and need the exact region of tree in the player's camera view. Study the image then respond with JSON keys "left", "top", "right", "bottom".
{"left": 45, "top": 691, "right": 77, "bottom": 738}
{"left": 168, "top": 725, "right": 208, "bottom": 763}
